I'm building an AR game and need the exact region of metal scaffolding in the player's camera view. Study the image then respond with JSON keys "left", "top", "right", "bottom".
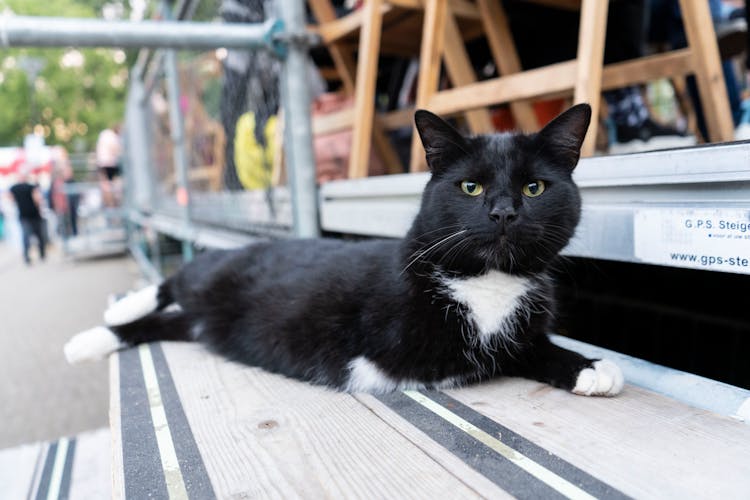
{"left": 1, "top": 1, "right": 319, "bottom": 269}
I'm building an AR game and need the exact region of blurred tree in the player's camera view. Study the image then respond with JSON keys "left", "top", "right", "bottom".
{"left": 0, "top": 0, "right": 129, "bottom": 151}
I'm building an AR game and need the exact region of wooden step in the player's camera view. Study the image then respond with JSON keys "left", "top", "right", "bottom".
{"left": 0, "top": 428, "right": 110, "bottom": 499}
{"left": 111, "top": 341, "right": 750, "bottom": 498}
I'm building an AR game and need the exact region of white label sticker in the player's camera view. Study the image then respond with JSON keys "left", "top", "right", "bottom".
{"left": 634, "top": 208, "right": 750, "bottom": 274}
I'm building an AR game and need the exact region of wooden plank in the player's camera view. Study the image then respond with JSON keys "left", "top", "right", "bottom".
{"left": 309, "top": 0, "right": 402, "bottom": 174}
{"left": 380, "top": 107, "right": 415, "bottom": 129}
{"left": 678, "top": 0, "right": 735, "bottom": 143}
{"left": 442, "top": 4, "right": 494, "bottom": 134}
{"left": 372, "top": 119, "right": 405, "bottom": 174}
{"left": 159, "top": 342, "right": 487, "bottom": 498}
{"left": 68, "top": 428, "right": 112, "bottom": 500}
{"left": 325, "top": 48, "right": 356, "bottom": 96}
{"left": 477, "top": 0, "right": 538, "bottom": 131}
{"left": 410, "top": 0, "right": 449, "bottom": 172}
{"left": 349, "top": 0, "right": 384, "bottom": 178}
{"left": 572, "top": 0, "right": 608, "bottom": 156}
{"left": 601, "top": 49, "right": 693, "bottom": 90}
{"left": 307, "top": 0, "right": 357, "bottom": 94}
{"left": 445, "top": 378, "right": 750, "bottom": 499}
{"left": 312, "top": 106, "right": 354, "bottom": 135}
{"left": 415, "top": 50, "right": 692, "bottom": 123}
{"left": 316, "top": 3, "right": 393, "bottom": 44}
{"left": 390, "top": 0, "right": 481, "bottom": 19}
{"left": 355, "top": 394, "right": 513, "bottom": 499}
{"left": 517, "top": 50, "right": 694, "bottom": 103}
{"left": 427, "top": 60, "right": 578, "bottom": 116}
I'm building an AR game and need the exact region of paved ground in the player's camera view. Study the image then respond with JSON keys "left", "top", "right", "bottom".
{"left": 0, "top": 239, "right": 137, "bottom": 449}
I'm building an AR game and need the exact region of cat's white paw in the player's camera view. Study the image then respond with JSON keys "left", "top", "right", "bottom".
{"left": 572, "top": 359, "right": 624, "bottom": 396}
{"left": 64, "top": 326, "right": 123, "bottom": 364}
{"left": 104, "top": 285, "right": 159, "bottom": 326}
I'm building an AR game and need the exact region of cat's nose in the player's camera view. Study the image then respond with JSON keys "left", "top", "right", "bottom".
{"left": 489, "top": 207, "right": 518, "bottom": 225}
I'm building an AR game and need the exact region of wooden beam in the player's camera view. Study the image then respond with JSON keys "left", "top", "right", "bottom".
{"left": 477, "top": 0, "right": 538, "bottom": 131}
{"left": 349, "top": 0, "right": 384, "bottom": 178}
{"left": 307, "top": 0, "right": 357, "bottom": 94}
{"left": 389, "top": 0, "right": 481, "bottom": 19}
{"left": 572, "top": 0, "right": 608, "bottom": 156}
{"left": 380, "top": 107, "right": 415, "bottom": 130}
{"left": 312, "top": 107, "right": 354, "bottom": 135}
{"left": 427, "top": 61, "right": 578, "bottom": 116}
{"left": 419, "top": 50, "right": 693, "bottom": 122}
{"left": 678, "top": 0, "right": 735, "bottom": 143}
{"left": 316, "top": 3, "right": 393, "bottom": 44}
{"left": 442, "top": 5, "right": 494, "bottom": 135}
{"left": 309, "top": 0, "right": 403, "bottom": 175}
{"left": 410, "top": 0, "right": 449, "bottom": 173}
{"left": 601, "top": 49, "right": 693, "bottom": 89}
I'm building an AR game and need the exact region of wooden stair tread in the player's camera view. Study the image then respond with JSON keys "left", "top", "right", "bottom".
{"left": 110, "top": 341, "right": 750, "bottom": 498}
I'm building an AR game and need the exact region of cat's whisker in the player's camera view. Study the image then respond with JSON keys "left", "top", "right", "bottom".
{"left": 401, "top": 229, "right": 467, "bottom": 274}
{"left": 437, "top": 234, "right": 475, "bottom": 269}
{"left": 404, "top": 225, "right": 465, "bottom": 261}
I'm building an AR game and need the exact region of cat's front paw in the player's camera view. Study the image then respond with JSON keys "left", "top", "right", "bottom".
{"left": 572, "top": 359, "right": 624, "bottom": 396}
{"left": 64, "top": 326, "right": 122, "bottom": 364}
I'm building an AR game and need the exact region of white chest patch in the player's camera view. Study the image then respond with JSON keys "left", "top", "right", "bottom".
{"left": 442, "top": 270, "right": 532, "bottom": 343}
{"left": 344, "top": 356, "right": 458, "bottom": 394}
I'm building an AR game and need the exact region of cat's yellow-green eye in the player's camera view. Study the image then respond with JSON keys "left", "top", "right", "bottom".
{"left": 522, "top": 180, "right": 546, "bottom": 197}
{"left": 461, "top": 180, "right": 483, "bottom": 196}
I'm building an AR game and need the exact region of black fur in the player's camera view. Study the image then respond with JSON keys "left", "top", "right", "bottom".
{"left": 112, "top": 104, "right": 599, "bottom": 393}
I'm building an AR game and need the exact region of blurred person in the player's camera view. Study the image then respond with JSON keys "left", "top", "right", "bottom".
{"left": 10, "top": 166, "right": 46, "bottom": 265}
{"left": 96, "top": 123, "right": 123, "bottom": 207}
{"left": 49, "top": 146, "right": 79, "bottom": 237}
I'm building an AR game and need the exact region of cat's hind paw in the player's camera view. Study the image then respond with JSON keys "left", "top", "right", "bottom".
{"left": 572, "top": 359, "right": 624, "bottom": 396}
{"left": 64, "top": 326, "right": 123, "bottom": 364}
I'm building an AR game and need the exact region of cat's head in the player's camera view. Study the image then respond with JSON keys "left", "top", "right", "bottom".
{"left": 407, "top": 104, "right": 591, "bottom": 276}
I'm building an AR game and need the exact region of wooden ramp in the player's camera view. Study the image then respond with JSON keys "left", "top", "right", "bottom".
{"left": 111, "top": 341, "right": 750, "bottom": 499}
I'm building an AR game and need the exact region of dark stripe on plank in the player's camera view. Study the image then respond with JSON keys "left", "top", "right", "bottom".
{"left": 119, "top": 346, "right": 169, "bottom": 499}
{"left": 33, "top": 441, "right": 56, "bottom": 500}
{"left": 424, "top": 390, "right": 630, "bottom": 500}
{"left": 377, "top": 391, "right": 565, "bottom": 499}
{"left": 150, "top": 343, "right": 216, "bottom": 499}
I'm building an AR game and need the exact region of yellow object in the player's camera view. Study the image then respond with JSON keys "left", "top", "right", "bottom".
{"left": 234, "top": 113, "right": 278, "bottom": 190}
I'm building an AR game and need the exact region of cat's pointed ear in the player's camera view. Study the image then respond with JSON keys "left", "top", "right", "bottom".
{"left": 414, "top": 110, "right": 469, "bottom": 174}
{"left": 536, "top": 103, "right": 591, "bottom": 170}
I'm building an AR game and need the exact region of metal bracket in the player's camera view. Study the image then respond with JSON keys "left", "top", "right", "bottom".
{"left": 269, "top": 19, "right": 321, "bottom": 58}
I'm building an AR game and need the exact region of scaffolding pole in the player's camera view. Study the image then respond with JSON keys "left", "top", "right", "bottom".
{"left": 0, "top": 15, "right": 284, "bottom": 52}
{"left": 277, "top": 0, "right": 320, "bottom": 238}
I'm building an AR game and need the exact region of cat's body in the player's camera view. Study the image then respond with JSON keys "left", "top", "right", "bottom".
{"left": 65, "top": 104, "right": 623, "bottom": 396}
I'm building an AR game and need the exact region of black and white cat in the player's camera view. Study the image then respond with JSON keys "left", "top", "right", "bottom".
{"left": 65, "top": 104, "right": 623, "bottom": 396}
